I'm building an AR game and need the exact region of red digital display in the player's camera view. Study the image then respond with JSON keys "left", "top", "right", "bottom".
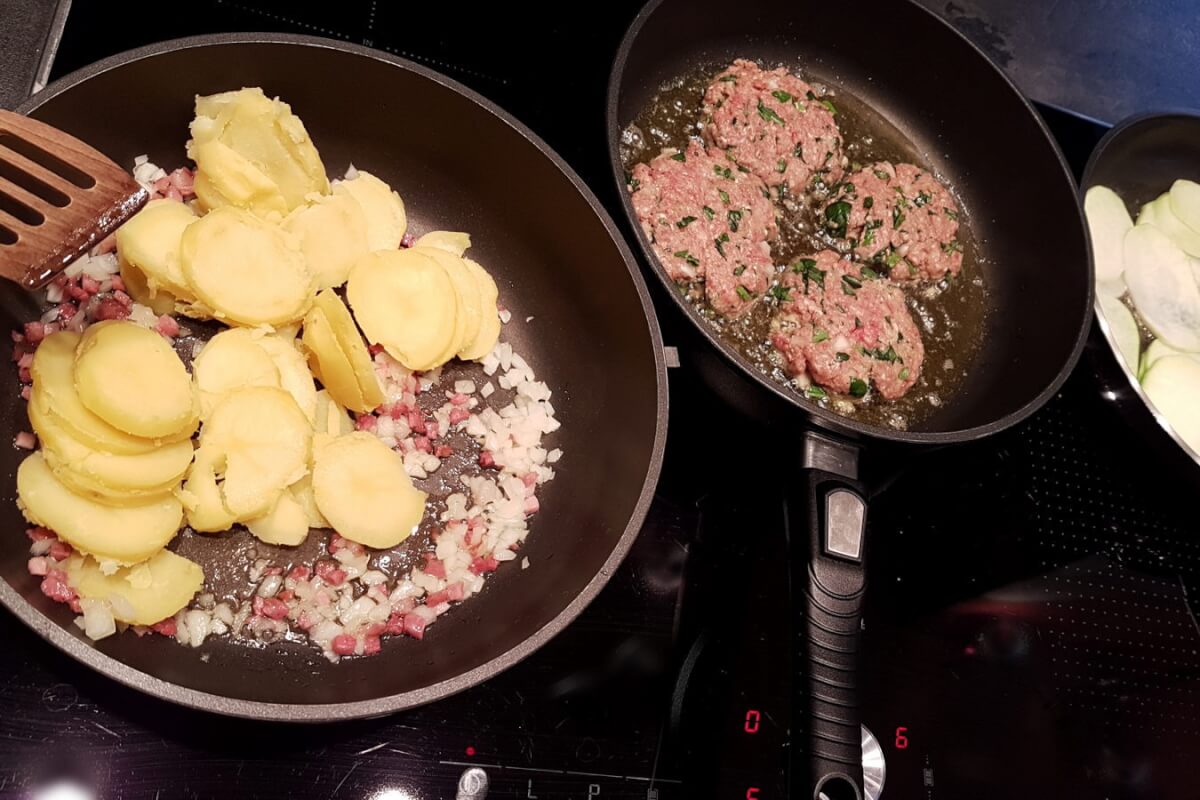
{"left": 895, "top": 727, "right": 909, "bottom": 750}
{"left": 744, "top": 709, "right": 761, "bottom": 734}
{"left": 746, "top": 789, "right": 760, "bottom": 799}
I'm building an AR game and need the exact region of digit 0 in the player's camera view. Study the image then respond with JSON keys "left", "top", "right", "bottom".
{"left": 744, "top": 709, "right": 761, "bottom": 734}
{"left": 895, "top": 727, "right": 909, "bottom": 750}
{"left": 746, "top": 789, "right": 760, "bottom": 799}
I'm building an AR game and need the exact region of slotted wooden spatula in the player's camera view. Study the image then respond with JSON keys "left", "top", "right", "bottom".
{"left": 0, "top": 109, "right": 148, "bottom": 290}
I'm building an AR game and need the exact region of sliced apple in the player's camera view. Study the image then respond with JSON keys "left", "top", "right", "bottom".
{"left": 1123, "top": 224, "right": 1200, "bottom": 352}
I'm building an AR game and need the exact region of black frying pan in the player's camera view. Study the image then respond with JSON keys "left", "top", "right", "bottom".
{"left": 0, "top": 34, "right": 667, "bottom": 721}
{"left": 607, "top": 1, "right": 1093, "bottom": 797}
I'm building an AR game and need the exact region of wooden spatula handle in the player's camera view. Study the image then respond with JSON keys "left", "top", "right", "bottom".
{"left": 0, "top": 110, "right": 148, "bottom": 289}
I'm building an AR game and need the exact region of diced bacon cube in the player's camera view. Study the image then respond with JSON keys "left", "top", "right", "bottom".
{"left": 426, "top": 422, "right": 439, "bottom": 439}
{"left": 402, "top": 612, "right": 427, "bottom": 639}
{"left": 315, "top": 560, "right": 347, "bottom": 586}
{"left": 253, "top": 595, "right": 289, "bottom": 620}
{"left": 523, "top": 495, "right": 540, "bottom": 516}
{"left": 39, "top": 569, "right": 75, "bottom": 604}
{"left": 110, "top": 275, "right": 126, "bottom": 293}
{"left": 413, "top": 436, "right": 432, "bottom": 454}
{"left": 522, "top": 472, "right": 538, "bottom": 488}
{"left": 363, "top": 635, "right": 382, "bottom": 656}
{"left": 434, "top": 444, "right": 454, "bottom": 458}
{"left": 151, "top": 618, "right": 177, "bottom": 637}
{"left": 450, "top": 393, "right": 470, "bottom": 406}
{"left": 356, "top": 414, "right": 378, "bottom": 432}
{"left": 93, "top": 298, "right": 130, "bottom": 321}
{"left": 156, "top": 315, "right": 180, "bottom": 338}
{"left": 407, "top": 409, "right": 426, "bottom": 435}
{"left": 479, "top": 450, "right": 496, "bottom": 468}
{"left": 48, "top": 540, "right": 72, "bottom": 561}
{"left": 469, "top": 556, "right": 499, "bottom": 575}
{"left": 423, "top": 553, "right": 446, "bottom": 579}
{"left": 448, "top": 407, "right": 470, "bottom": 425}
{"left": 331, "top": 634, "right": 358, "bottom": 656}
{"left": 22, "top": 321, "right": 45, "bottom": 343}
{"left": 26, "top": 526, "right": 54, "bottom": 542}
{"left": 56, "top": 303, "right": 77, "bottom": 321}
{"left": 80, "top": 276, "right": 100, "bottom": 295}
{"left": 288, "top": 564, "right": 311, "bottom": 581}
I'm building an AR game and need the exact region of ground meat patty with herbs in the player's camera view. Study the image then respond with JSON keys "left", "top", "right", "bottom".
{"left": 702, "top": 59, "right": 844, "bottom": 198}
{"left": 770, "top": 250, "right": 923, "bottom": 400}
{"left": 824, "top": 161, "right": 963, "bottom": 283}
{"left": 630, "top": 139, "right": 778, "bottom": 316}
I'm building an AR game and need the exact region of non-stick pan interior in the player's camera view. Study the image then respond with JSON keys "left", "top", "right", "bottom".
{"left": 0, "top": 37, "right": 665, "bottom": 716}
{"left": 612, "top": 0, "right": 1092, "bottom": 442}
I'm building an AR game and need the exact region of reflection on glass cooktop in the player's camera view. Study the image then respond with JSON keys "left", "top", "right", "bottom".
{"left": 0, "top": 3, "right": 1196, "bottom": 799}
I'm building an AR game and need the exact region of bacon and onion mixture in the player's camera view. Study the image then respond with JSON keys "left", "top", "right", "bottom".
{"left": 14, "top": 88, "right": 561, "bottom": 661}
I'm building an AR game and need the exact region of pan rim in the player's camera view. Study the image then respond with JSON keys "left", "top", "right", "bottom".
{"left": 5, "top": 31, "right": 670, "bottom": 722}
{"left": 606, "top": 0, "right": 1094, "bottom": 446}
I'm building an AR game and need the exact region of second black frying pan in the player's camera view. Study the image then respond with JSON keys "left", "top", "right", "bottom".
{"left": 608, "top": 1, "right": 1093, "bottom": 797}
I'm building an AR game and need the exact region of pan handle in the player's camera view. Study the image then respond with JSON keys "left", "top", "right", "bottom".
{"left": 789, "top": 432, "right": 867, "bottom": 800}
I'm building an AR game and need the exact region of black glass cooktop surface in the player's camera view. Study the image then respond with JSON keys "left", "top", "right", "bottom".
{"left": 0, "top": 3, "right": 1197, "bottom": 799}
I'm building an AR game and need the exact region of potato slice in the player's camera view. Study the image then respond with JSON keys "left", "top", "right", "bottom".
{"left": 312, "top": 289, "right": 383, "bottom": 409}
{"left": 459, "top": 257, "right": 501, "bottom": 360}
{"left": 414, "top": 230, "right": 471, "bottom": 257}
{"left": 254, "top": 333, "right": 318, "bottom": 423}
{"left": 347, "top": 249, "right": 458, "bottom": 370}
{"left": 312, "top": 389, "right": 355, "bottom": 436}
{"left": 192, "top": 328, "right": 281, "bottom": 420}
{"left": 31, "top": 331, "right": 160, "bottom": 455}
{"left": 312, "top": 432, "right": 426, "bottom": 548}
{"left": 177, "top": 447, "right": 236, "bottom": 533}
{"left": 246, "top": 490, "right": 309, "bottom": 546}
{"left": 333, "top": 172, "right": 406, "bottom": 250}
{"left": 191, "top": 139, "right": 289, "bottom": 219}
{"left": 119, "top": 258, "right": 178, "bottom": 316}
{"left": 288, "top": 472, "right": 328, "bottom": 528}
{"left": 114, "top": 199, "right": 197, "bottom": 298}
{"left": 30, "top": 401, "right": 192, "bottom": 504}
{"left": 191, "top": 88, "right": 329, "bottom": 211}
{"left": 302, "top": 306, "right": 368, "bottom": 412}
{"left": 414, "top": 246, "right": 481, "bottom": 363}
{"left": 17, "top": 452, "right": 182, "bottom": 564}
{"left": 180, "top": 206, "right": 314, "bottom": 327}
{"left": 66, "top": 549, "right": 203, "bottom": 626}
{"left": 74, "top": 321, "right": 199, "bottom": 440}
{"left": 198, "top": 387, "right": 311, "bottom": 519}
{"left": 283, "top": 194, "right": 369, "bottom": 289}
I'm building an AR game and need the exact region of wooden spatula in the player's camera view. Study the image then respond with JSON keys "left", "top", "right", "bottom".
{"left": 0, "top": 109, "right": 148, "bottom": 290}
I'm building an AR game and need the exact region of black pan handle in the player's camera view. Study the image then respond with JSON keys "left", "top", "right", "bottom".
{"left": 788, "top": 433, "right": 867, "bottom": 800}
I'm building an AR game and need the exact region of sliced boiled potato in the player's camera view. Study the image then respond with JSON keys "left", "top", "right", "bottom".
{"left": 333, "top": 171, "right": 406, "bottom": 250}
{"left": 66, "top": 549, "right": 203, "bottom": 626}
{"left": 191, "top": 139, "right": 289, "bottom": 219}
{"left": 179, "top": 206, "right": 314, "bottom": 327}
{"left": 288, "top": 472, "right": 328, "bottom": 528}
{"left": 191, "top": 87, "right": 329, "bottom": 211}
{"left": 30, "top": 401, "right": 192, "bottom": 504}
{"left": 313, "top": 389, "right": 355, "bottom": 436}
{"left": 460, "top": 257, "right": 501, "bottom": 360}
{"left": 198, "top": 386, "right": 311, "bottom": 519}
{"left": 177, "top": 447, "right": 236, "bottom": 533}
{"left": 283, "top": 193, "right": 369, "bottom": 289}
{"left": 120, "top": 258, "right": 177, "bottom": 316}
{"left": 414, "top": 247, "right": 480, "bottom": 363}
{"left": 1168, "top": 179, "right": 1200, "bottom": 235}
{"left": 17, "top": 452, "right": 182, "bottom": 564}
{"left": 1137, "top": 194, "right": 1200, "bottom": 257}
{"left": 312, "top": 289, "right": 383, "bottom": 410}
{"left": 114, "top": 199, "right": 198, "bottom": 298}
{"left": 1123, "top": 224, "right": 1200, "bottom": 352}
{"left": 192, "top": 327, "right": 280, "bottom": 420}
{"left": 254, "top": 333, "right": 318, "bottom": 423}
{"left": 414, "top": 230, "right": 471, "bottom": 257}
{"left": 74, "top": 321, "right": 199, "bottom": 440}
{"left": 1142, "top": 355, "right": 1200, "bottom": 452}
{"left": 312, "top": 432, "right": 426, "bottom": 549}
{"left": 246, "top": 490, "right": 309, "bottom": 546}
{"left": 1097, "top": 293, "right": 1140, "bottom": 373}
{"left": 347, "top": 249, "right": 458, "bottom": 370}
{"left": 31, "top": 331, "right": 162, "bottom": 455}
{"left": 302, "top": 306, "right": 367, "bottom": 412}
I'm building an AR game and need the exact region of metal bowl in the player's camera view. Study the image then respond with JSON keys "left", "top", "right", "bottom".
{"left": 1082, "top": 111, "right": 1200, "bottom": 473}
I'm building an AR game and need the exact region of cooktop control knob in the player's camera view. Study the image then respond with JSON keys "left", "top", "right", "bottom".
{"left": 456, "top": 767, "right": 489, "bottom": 799}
